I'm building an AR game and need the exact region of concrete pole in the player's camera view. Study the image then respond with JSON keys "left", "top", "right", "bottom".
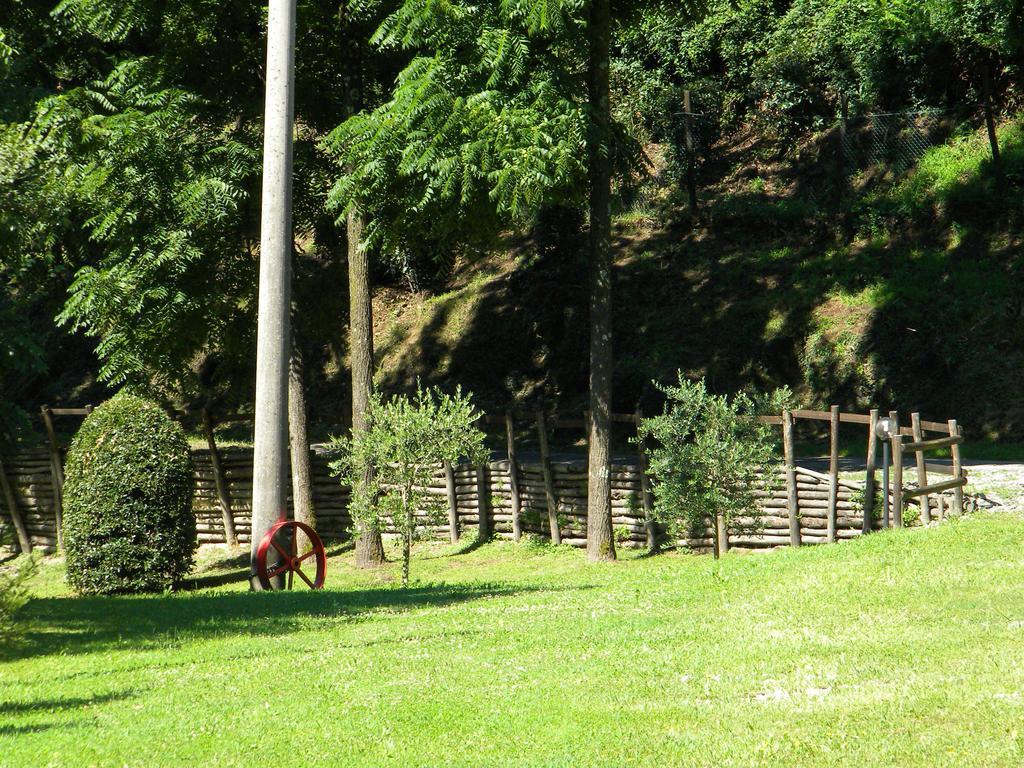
{"left": 250, "top": 0, "right": 296, "bottom": 589}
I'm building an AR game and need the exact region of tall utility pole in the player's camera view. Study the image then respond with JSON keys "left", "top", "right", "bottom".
{"left": 251, "top": 0, "right": 297, "bottom": 589}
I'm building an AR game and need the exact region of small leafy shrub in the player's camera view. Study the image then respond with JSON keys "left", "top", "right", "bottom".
{"left": 520, "top": 507, "right": 545, "bottom": 532}
{"left": 520, "top": 532, "right": 550, "bottom": 549}
{"left": 637, "top": 376, "right": 790, "bottom": 556}
{"left": 63, "top": 393, "right": 196, "bottom": 594}
{"left": 329, "top": 386, "right": 488, "bottom": 587}
{"left": 0, "top": 551, "right": 36, "bottom": 643}
{"left": 614, "top": 525, "right": 632, "bottom": 545}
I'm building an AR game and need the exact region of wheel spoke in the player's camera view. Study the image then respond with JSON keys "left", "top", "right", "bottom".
{"left": 271, "top": 538, "right": 290, "bottom": 560}
{"left": 295, "top": 567, "right": 316, "bottom": 589}
{"left": 297, "top": 549, "right": 318, "bottom": 563}
{"left": 287, "top": 567, "right": 294, "bottom": 590}
{"left": 266, "top": 562, "right": 291, "bottom": 579}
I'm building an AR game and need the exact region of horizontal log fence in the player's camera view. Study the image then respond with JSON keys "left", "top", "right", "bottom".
{"left": 0, "top": 405, "right": 967, "bottom": 556}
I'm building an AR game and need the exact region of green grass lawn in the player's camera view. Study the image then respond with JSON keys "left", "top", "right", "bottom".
{"left": 4, "top": 514, "right": 1024, "bottom": 766}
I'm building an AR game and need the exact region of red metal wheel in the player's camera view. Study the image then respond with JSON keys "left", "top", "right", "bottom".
{"left": 255, "top": 519, "right": 327, "bottom": 590}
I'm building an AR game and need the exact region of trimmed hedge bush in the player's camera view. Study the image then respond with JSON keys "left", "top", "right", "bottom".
{"left": 63, "top": 393, "right": 196, "bottom": 594}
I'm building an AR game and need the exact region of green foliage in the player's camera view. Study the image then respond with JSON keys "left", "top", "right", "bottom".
{"left": 615, "top": 0, "right": 1022, "bottom": 138}
{"left": 324, "top": 0, "right": 646, "bottom": 275}
{"left": 0, "top": 291, "right": 45, "bottom": 448}
{"left": 1, "top": 0, "right": 365, "bottom": 408}
{"left": 637, "top": 376, "right": 790, "bottom": 551}
{"left": 329, "top": 385, "right": 487, "bottom": 586}
{"left": 63, "top": 392, "right": 196, "bottom": 594}
{"left": 45, "top": 59, "right": 260, "bottom": 392}
{"left": 0, "top": 552, "right": 36, "bottom": 643}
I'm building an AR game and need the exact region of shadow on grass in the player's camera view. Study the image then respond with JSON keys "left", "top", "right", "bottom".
{"left": 5, "top": 581, "right": 564, "bottom": 663}
{"left": 0, "top": 690, "right": 138, "bottom": 716}
{"left": 442, "top": 535, "right": 491, "bottom": 557}
{"left": 182, "top": 541, "right": 357, "bottom": 591}
{"left": 0, "top": 689, "right": 141, "bottom": 736}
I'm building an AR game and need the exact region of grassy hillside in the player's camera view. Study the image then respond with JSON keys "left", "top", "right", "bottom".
{"left": 4, "top": 514, "right": 1024, "bottom": 766}
{"left": 370, "top": 118, "right": 1024, "bottom": 439}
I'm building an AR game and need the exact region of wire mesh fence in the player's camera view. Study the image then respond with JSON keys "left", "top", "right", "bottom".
{"left": 660, "top": 95, "right": 994, "bottom": 209}
{"left": 671, "top": 111, "right": 719, "bottom": 169}
{"left": 840, "top": 107, "right": 968, "bottom": 173}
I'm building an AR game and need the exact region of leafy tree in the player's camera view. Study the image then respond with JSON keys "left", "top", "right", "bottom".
{"left": 612, "top": 0, "right": 1022, "bottom": 138}
{"left": 0, "top": 0, "right": 374, "bottom": 408}
{"left": 323, "top": 0, "right": 593, "bottom": 266}
{"left": 325, "top": 0, "right": 653, "bottom": 562}
{"left": 329, "top": 385, "right": 487, "bottom": 586}
{"left": 637, "top": 376, "right": 790, "bottom": 558}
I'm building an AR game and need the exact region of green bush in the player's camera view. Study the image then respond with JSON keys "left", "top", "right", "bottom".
{"left": 0, "top": 552, "right": 36, "bottom": 643}
{"left": 63, "top": 393, "right": 196, "bottom": 594}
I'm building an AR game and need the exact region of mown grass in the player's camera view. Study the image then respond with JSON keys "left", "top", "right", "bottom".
{"left": 3, "top": 515, "right": 1024, "bottom": 766}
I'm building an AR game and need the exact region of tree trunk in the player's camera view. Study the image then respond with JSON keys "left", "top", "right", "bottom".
{"left": 401, "top": 484, "right": 412, "bottom": 587}
{"left": 202, "top": 408, "right": 237, "bottom": 547}
{"left": 288, "top": 350, "right": 315, "bottom": 551}
{"left": 585, "top": 0, "right": 615, "bottom": 563}
{"left": 349, "top": 211, "right": 385, "bottom": 567}
{"left": 251, "top": 0, "right": 296, "bottom": 590}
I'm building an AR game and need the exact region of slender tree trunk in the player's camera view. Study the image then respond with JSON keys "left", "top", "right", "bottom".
{"left": 585, "top": 0, "right": 615, "bottom": 563}
{"left": 251, "top": 0, "right": 296, "bottom": 589}
{"left": 202, "top": 408, "right": 237, "bottom": 547}
{"left": 349, "top": 211, "right": 385, "bottom": 567}
{"left": 288, "top": 350, "right": 315, "bottom": 551}
{"left": 401, "top": 484, "right": 412, "bottom": 587}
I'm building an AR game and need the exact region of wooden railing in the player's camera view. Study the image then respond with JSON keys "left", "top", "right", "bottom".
{"left": 760, "top": 407, "right": 966, "bottom": 543}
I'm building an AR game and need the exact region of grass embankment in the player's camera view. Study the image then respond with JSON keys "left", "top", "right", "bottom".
{"left": 366, "top": 119, "right": 1024, "bottom": 440}
{"left": 3, "top": 514, "right": 1024, "bottom": 766}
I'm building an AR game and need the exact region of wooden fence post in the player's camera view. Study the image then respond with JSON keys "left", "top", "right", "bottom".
{"left": 683, "top": 89, "right": 698, "bottom": 216}
{"left": 476, "top": 464, "right": 490, "bottom": 540}
{"left": 444, "top": 461, "right": 459, "bottom": 544}
{"left": 910, "top": 413, "right": 931, "bottom": 525}
{"left": 892, "top": 433, "right": 904, "bottom": 528}
{"left": 827, "top": 405, "right": 839, "bottom": 543}
{"left": 838, "top": 92, "right": 849, "bottom": 176}
{"left": 0, "top": 458, "right": 32, "bottom": 553}
{"left": 781, "top": 409, "right": 801, "bottom": 547}
{"left": 863, "top": 408, "right": 878, "bottom": 534}
{"left": 202, "top": 409, "right": 238, "bottom": 546}
{"left": 40, "top": 406, "right": 64, "bottom": 552}
{"left": 505, "top": 411, "right": 522, "bottom": 542}
{"left": 535, "top": 410, "right": 561, "bottom": 544}
{"left": 635, "top": 410, "right": 657, "bottom": 553}
{"left": 949, "top": 419, "right": 964, "bottom": 516}
{"left": 982, "top": 57, "right": 1003, "bottom": 182}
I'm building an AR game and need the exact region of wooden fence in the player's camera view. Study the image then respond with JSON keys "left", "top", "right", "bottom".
{"left": 761, "top": 407, "right": 967, "bottom": 548}
{"left": 0, "top": 406, "right": 966, "bottom": 556}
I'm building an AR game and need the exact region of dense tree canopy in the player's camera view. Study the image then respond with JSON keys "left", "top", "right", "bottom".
{"left": 1, "top": 0, "right": 1020, "bottom": 439}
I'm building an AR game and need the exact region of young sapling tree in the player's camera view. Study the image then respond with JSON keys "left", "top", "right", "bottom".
{"left": 330, "top": 386, "right": 488, "bottom": 586}
{"left": 637, "top": 376, "right": 790, "bottom": 558}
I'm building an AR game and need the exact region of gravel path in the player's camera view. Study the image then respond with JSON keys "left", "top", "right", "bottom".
{"left": 800, "top": 457, "right": 1024, "bottom": 511}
